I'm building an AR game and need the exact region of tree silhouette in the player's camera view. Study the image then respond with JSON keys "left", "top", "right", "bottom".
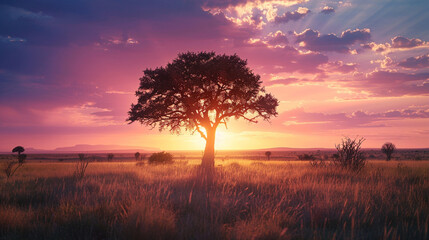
{"left": 135, "top": 152, "right": 141, "bottom": 161}
{"left": 265, "top": 151, "right": 272, "bottom": 160}
{"left": 381, "top": 142, "right": 396, "bottom": 161}
{"left": 128, "top": 52, "right": 278, "bottom": 170}
{"left": 12, "top": 146, "right": 24, "bottom": 155}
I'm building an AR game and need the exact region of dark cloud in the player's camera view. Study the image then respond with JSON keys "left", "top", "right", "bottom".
{"left": 274, "top": 7, "right": 310, "bottom": 24}
{"left": 295, "top": 28, "right": 371, "bottom": 53}
{"left": 0, "top": 1, "right": 253, "bottom": 47}
{"left": 392, "top": 36, "right": 425, "bottom": 48}
{"left": 320, "top": 6, "right": 335, "bottom": 14}
{"left": 398, "top": 54, "right": 429, "bottom": 69}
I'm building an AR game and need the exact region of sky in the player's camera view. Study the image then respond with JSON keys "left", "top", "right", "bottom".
{"left": 0, "top": 0, "right": 428, "bottom": 151}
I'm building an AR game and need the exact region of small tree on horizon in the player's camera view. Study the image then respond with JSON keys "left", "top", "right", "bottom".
{"left": 128, "top": 52, "right": 278, "bottom": 171}
{"left": 381, "top": 142, "right": 396, "bottom": 161}
{"left": 135, "top": 152, "right": 141, "bottom": 161}
{"left": 265, "top": 151, "right": 272, "bottom": 160}
{"left": 12, "top": 146, "right": 25, "bottom": 155}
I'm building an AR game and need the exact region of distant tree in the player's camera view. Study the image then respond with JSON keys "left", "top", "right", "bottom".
{"left": 333, "top": 137, "right": 366, "bottom": 172}
{"left": 148, "top": 152, "right": 173, "bottom": 164}
{"left": 135, "top": 152, "right": 141, "bottom": 161}
{"left": 265, "top": 151, "right": 272, "bottom": 160}
{"left": 3, "top": 146, "right": 26, "bottom": 179}
{"left": 381, "top": 142, "right": 396, "bottom": 161}
{"left": 128, "top": 52, "right": 278, "bottom": 171}
{"left": 107, "top": 153, "right": 114, "bottom": 161}
{"left": 12, "top": 146, "right": 25, "bottom": 155}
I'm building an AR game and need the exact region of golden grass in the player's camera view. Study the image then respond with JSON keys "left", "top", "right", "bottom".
{"left": 0, "top": 160, "right": 428, "bottom": 239}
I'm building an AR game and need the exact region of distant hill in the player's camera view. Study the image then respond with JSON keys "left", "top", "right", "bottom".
{"left": 6, "top": 144, "right": 160, "bottom": 154}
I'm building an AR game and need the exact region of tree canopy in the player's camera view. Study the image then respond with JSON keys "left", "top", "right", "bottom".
{"left": 12, "top": 146, "right": 25, "bottom": 155}
{"left": 128, "top": 52, "right": 278, "bottom": 169}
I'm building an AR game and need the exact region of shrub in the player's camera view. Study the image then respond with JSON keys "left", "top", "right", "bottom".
{"left": 74, "top": 153, "right": 90, "bottom": 180}
{"left": 333, "top": 137, "right": 366, "bottom": 172}
{"left": 298, "top": 154, "right": 316, "bottom": 160}
{"left": 107, "top": 153, "right": 114, "bottom": 161}
{"left": 381, "top": 142, "right": 395, "bottom": 161}
{"left": 148, "top": 152, "right": 173, "bottom": 164}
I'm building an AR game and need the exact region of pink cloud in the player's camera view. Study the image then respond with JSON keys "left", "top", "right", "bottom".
{"left": 322, "top": 61, "right": 357, "bottom": 73}
{"left": 398, "top": 54, "right": 429, "bottom": 69}
{"left": 273, "top": 107, "right": 429, "bottom": 131}
{"left": 392, "top": 36, "right": 425, "bottom": 49}
{"left": 346, "top": 70, "right": 429, "bottom": 97}
{"left": 361, "top": 36, "right": 427, "bottom": 53}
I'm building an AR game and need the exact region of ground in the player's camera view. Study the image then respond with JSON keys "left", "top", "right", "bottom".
{"left": 1, "top": 158, "right": 428, "bottom": 239}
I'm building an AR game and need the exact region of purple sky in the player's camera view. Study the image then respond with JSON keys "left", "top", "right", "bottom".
{"left": 1, "top": 0, "right": 428, "bottom": 150}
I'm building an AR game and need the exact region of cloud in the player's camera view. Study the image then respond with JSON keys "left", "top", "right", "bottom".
{"left": 266, "top": 30, "right": 289, "bottom": 46}
{"left": 392, "top": 36, "right": 425, "bottom": 49}
{"left": 275, "top": 107, "right": 429, "bottom": 131}
{"left": 361, "top": 36, "right": 428, "bottom": 53}
{"left": 242, "top": 41, "right": 329, "bottom": 73}
{"left": 347, "top": 70, "right": 429, "bottom": 97}
{"left": 320, "top": 6, "right": 335, "bottom": 14}
{"left": 360, "top": 42, "right": 390, "bottom": 52}
{"left": 398, "top": 54, "right": 429, "bottom": 69}
{"left": 264, "top": 77, "right": 311, "bottom": 86}
{"left": 370, "top": 56, "right": 394, "bottom": 68}
{"left": 295, "top": 28, "right": 371, "bottom": 53}
{"left": 322, "top": 61, "right": 357, "bottom": 73}
{"left": 0, "top": 35, "right": 26, "bottom": 43}
{"left": 274, "top": 7, "right": 310, "bottom": 23}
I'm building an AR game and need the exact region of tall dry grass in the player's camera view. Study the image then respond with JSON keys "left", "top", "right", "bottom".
{"left": 0, "top": 160, "right": 428, "bottom": 239}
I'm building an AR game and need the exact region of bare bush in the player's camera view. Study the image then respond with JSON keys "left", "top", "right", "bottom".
{"left": 3, "top": 157, "right": 24, "bottom": 179}
{"left": 74, "top": 153, "right": 90, "bottom": 180}
{"left": 333, "top": 137, "right": 366, "bottom": 172}
{"left": 381, "top": 142, "right": 396, "bottom": 161}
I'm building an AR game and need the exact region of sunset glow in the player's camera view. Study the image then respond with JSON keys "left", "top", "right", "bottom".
{"left": 1, "top": 0, "right": 428, "bottom": 151}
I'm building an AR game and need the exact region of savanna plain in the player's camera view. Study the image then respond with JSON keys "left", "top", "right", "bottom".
{"left": 1, "top": 151, "right": 428, "bottom": 240}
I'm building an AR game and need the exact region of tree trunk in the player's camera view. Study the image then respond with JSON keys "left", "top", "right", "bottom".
{"left": 201, "top": 128, "right": 215, "bottom": 170}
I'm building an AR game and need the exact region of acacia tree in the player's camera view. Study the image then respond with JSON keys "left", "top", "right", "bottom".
{"left": 128, "top": 52, "right": 278, "bottom": 170}
{"left": 381, "top": 142, "right": 396, "bottom": 161}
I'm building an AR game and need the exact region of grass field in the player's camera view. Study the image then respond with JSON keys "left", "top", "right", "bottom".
{"left": 1, "top": 159, "right": 428, "bottom": 239}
